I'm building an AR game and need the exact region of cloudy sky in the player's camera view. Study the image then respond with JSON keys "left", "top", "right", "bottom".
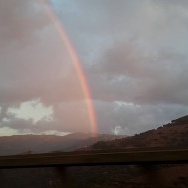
{"left": 0, "top": 0, "right": 188, "bottom": 136}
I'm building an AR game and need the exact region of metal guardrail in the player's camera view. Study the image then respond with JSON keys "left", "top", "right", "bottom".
{"left": 1, "top": 149, "right": 188, "bottom": 187}
{"left": 1, "top": 149, "right": 188, "bottom": 169}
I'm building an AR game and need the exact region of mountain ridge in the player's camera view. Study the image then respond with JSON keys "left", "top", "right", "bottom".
{"left": 0, "top": 132, "right": 125, "bottom": 156}
{"left": 89, "top": 115, "right": 188, "bottom": 150}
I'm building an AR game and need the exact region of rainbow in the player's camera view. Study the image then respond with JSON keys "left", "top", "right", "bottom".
{"left": 41, "top": 0, "right": 98, "bottom": 135}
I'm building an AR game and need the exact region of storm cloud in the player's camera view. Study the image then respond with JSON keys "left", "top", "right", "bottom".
{"left": 0, "top": 0, "right": 188, "bottom": 136}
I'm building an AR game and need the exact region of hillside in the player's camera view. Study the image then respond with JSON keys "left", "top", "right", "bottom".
{"left": 90, "top": 115, "right": 188, "bottom": 150}
{"left": 0, "top": 133, "right": 124, "bottom": 156}
{"left": 70, "top": 115, "right": 188, "bottom": 188}
{"left": 1, "top": 115, "right": 188, "bottom": 188}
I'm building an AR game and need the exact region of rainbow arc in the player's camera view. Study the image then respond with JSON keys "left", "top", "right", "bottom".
{"left": 42, "top": 0, "right": 98, "bottom": 135}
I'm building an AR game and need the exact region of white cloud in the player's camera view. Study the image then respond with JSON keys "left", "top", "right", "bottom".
{"left": 0, "top": 127, "right": 20, "bottom": 136}
{"left": 114, "top": 101, "right": 141, "bottom": 112}
{"left": 112, "top": 126, "right": 122, "bottom": 136}
{"left": 111, "top": 125, "right": 131, "bottom": 136}
{"left": 41, "top": 130, "right": 70, "bottom": 136}
{"left": 2, "top": 118, "right": 11, "bottom": 123}
{"left": 7, "top": 99, "right": 53, "bottom": 124}
{"left": 0, "top": 127, "right": 69, "bottom": 136}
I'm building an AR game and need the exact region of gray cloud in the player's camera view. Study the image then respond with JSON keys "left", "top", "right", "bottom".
{"left": 0, "top": 100, "right": 94, "bottom": 133}
{"left": 0, "top": 0, "right": 188, "bottom": 135}
{"left": 87, "top": 43, "right": 188, "bottom": 105}
{"left": 0, "top": 0, "right": 50, "bottom": 46}
{"left": 94, "top": 101, "right": 188, "bottom": 135}
{"left": 153, "top": 0, "right": 188, "bottom": 7}
{"left": 0, "top": 118, "right": 33, "bottom": 130}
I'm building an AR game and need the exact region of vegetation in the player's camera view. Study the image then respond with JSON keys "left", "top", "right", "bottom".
{"left": 1, "top": 115, "right": 188, "bottom": 187}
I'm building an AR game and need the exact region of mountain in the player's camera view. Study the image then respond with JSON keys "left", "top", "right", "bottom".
{"left": 89, "top": 115, "right": 188, "bottom": 150}
{"left": 1, "top": 115, "right": 188, "bottom": 188}
{"left": 0, "top": 133, "right": 125, "bottom": 156}
{"left": 70, "top": 115, "right": 188, "bottom": 188}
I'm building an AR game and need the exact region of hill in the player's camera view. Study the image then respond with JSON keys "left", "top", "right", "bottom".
{"left": 69, "top": 115, "right": 188, "bottom": 188}
{"left": 90, "top": 115, "right": 188, "bottom": 150}
{"left": 1, "top": 115, "right": 188, "bottom": 188}
{"left": 0, "top": 133, "right": 124, "bottom": 156}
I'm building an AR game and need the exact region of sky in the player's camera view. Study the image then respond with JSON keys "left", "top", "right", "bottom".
{"left": 0, "top": 0, "right": 188, "bottom": 136}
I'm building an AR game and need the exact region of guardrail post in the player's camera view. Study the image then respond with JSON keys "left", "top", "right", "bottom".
{"left": 0, "top": 170, "right": 4, "bottom": 187}
{"left": 56, "top": 167, "right": 70, "bottom": 188}
{"left": 141, "top": 165, "right": 166, "bottom": 188}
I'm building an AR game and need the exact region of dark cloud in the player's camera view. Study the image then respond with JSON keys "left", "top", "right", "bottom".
{"left": 0, "top": 118, "right": 33, "bottom": 130}
{"left": 0, "top": 0, "right": 88, "bottom": 106}
{"left": 87, "top": 42, "right": 188, "bottom": 105}
{"left": 153, "top": 0, "right": 188, "bottom": 7}
{"left": 92, "top": 101, "right": 188, "bottom": 135}
{"left": 1, "top": 100, "right": 188, "bottom": 135}
{"left": 0, "top": 0, "right": 188, "bottom": 135}
{"left": 0, "top": 0, "right": 50, "bottom": 46}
